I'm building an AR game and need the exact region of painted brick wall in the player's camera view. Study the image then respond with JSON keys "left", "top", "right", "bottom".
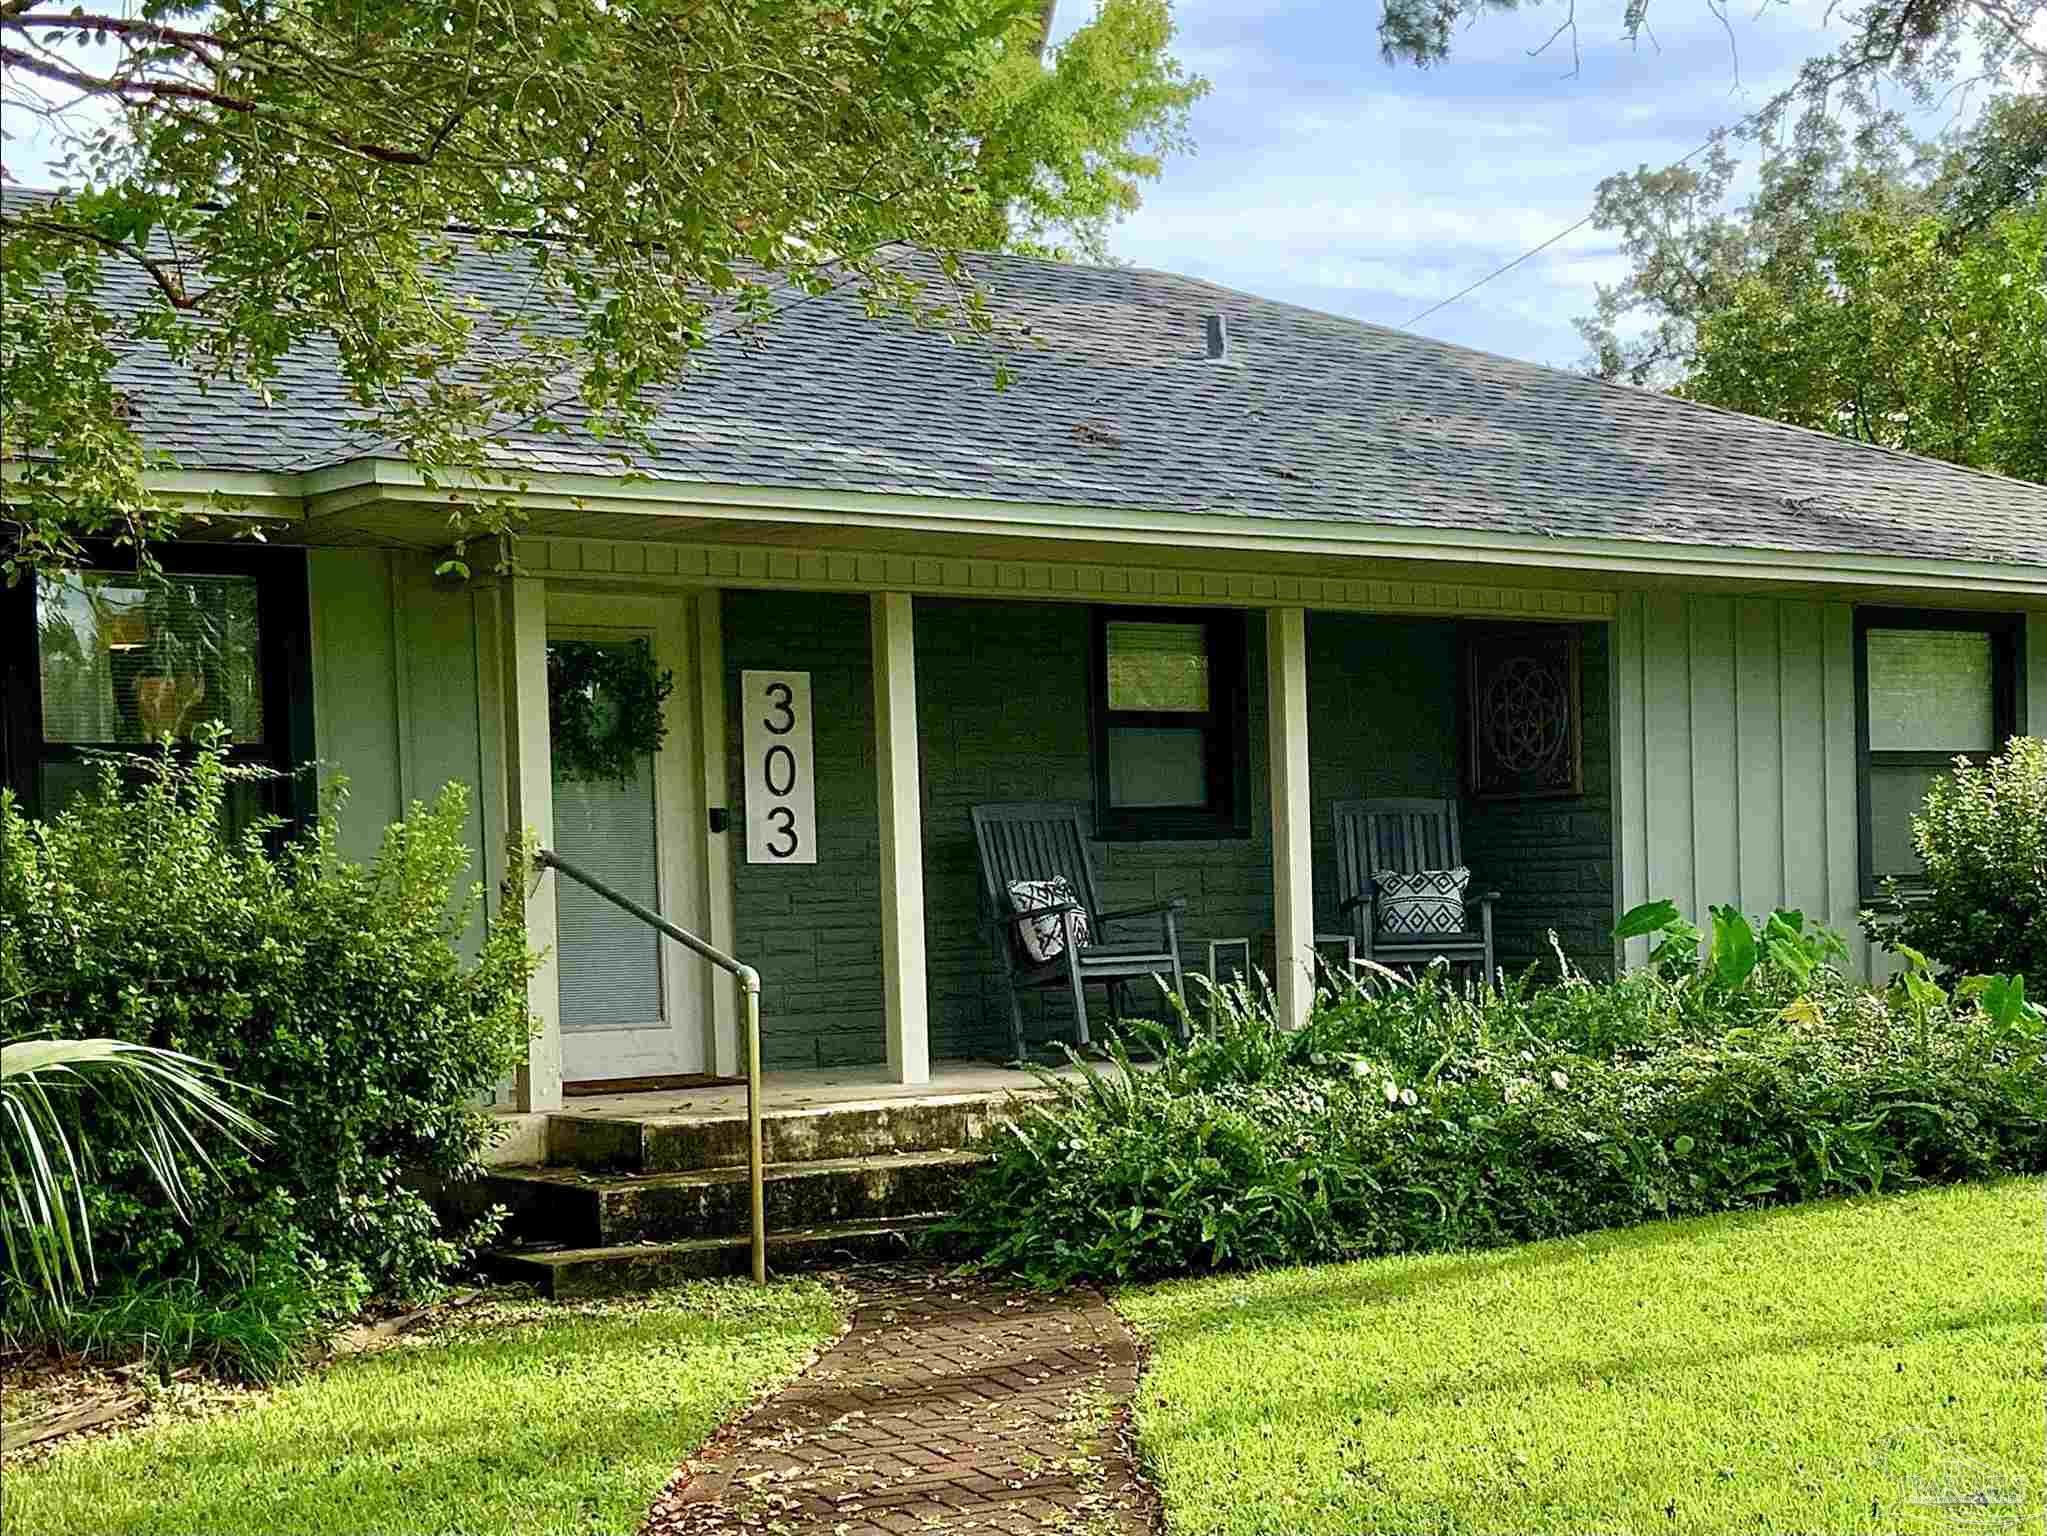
{"left": 1462, "top": 623, "right": 1617, "bottom": 977}
{"left": 723, "top": 592, "right": 886, "bottom": 1069}
{"left": 723, "top": 594, "right": 1614, "bottom": 1066}
{"left": 1306, "top": 614, "right": 1464, "bottom": 938}
{"left": 913, "top": 598, "right": 1273, "bottom": 1057}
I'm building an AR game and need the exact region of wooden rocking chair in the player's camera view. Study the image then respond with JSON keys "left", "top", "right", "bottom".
{"left": 970, "top": 801, "right": 1187, "bottom": 1060}
{"left": 1330, "top": 797, "right": 1498, "bottom": 983}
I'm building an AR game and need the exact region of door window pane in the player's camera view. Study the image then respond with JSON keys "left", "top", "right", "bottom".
{"left": 553, "top": 758, "right": 664, "bottom": 1030}
{"left": 550, "top": 636, "right": 664, "bottom": 1032}
{"left": 38, "top": 572, "right": 264, "bottom": 744}
{"left": 1866, "top": 629, "right": 1994, "bottom": 752}
{"left": 1106, "top": 622, "right": 1210, "bottom": 712}
{"left": 1107, "top": 726, "right": 1207, "bottom": 808}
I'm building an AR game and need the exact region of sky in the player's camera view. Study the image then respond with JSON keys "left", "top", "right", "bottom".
{"left": 1072, "top": 0, "right": 1995, "bottom": 367}
{"left": 4, "top": 2, "right": 2012, "bottom": 372}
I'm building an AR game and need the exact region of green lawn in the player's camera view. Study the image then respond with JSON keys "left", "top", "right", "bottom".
{"left": 1122, "top": 1180, "right": 2041, "bottom": 1536}
{"left": 3, "top": 1279, "right": 840, "bottom": 1536}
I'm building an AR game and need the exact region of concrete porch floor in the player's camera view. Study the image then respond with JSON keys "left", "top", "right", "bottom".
{"left": 552, "top": 1058, "right": 1113, "bottom": 1123}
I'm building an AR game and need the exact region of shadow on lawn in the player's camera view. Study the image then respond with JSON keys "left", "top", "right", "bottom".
{"left": 1138, "top": 1205, "right": 1788, "bottom": 1347}
{"left": 17, "top": 1312, "right": 800, "bottom": 1536}
{"left": 1134, "top": 1194, "right": 1985, "bottom": 1350}
{"left": 1137, "top": 1196, "right": 2035, "bottom": 1457}
{"left": 1164, "top": 1296, "right": 2033, "bottom": 1452}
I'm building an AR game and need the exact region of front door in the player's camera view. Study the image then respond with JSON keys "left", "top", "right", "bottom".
{"left": 547, "top": 593, "right": 709, "bottom": 1085}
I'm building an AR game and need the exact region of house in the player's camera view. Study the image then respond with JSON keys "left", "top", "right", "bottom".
{"left": 6, "top": 244, "right": 2045, "bottom": 1134}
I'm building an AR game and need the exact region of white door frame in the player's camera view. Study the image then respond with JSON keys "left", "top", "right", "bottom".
{"left": 546, "top": 591, "right": 712, "bottom": 1082}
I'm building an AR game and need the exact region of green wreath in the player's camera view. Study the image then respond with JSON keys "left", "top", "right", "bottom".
{"left": 547, "top": 639, "right": 674, "bottom": 786}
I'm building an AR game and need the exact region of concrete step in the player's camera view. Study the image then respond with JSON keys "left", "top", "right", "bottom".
{"left": 478, "top": 1148, "right": 986, "bottom": 1246}
{"left": 546, "top": 1092, "right": 1025, "bottom": 1173}
{"left": 492, "top": 1215, "right": 945, "bottom": 1298}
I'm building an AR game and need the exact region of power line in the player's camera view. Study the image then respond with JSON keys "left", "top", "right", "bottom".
{"left": 1398, "top": 93, "right": 1791, "bottom": 331}
{"left": 1401, "top": 211, "right": 1596, "bottom": 329}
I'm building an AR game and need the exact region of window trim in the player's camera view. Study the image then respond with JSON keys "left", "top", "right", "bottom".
{"left": 2, "top": 544, "right": 315, "bottom": 824}
{"left": 1087, "top": 605, "right": 1250, "bottom": 842}
{"left": 1853, "top": 605, "right": 2024, "bottom": 901}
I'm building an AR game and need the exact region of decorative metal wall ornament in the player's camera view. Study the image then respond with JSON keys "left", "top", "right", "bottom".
{"left": 1464, "top": 624, "right": 1583, "bottom": 799}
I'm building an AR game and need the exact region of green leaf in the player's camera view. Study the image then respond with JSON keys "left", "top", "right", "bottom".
{"left": 1614, "top": 899, "right": 1682, "bottom": 940}
{"left": 1708, "top": 905, "right": 1758, "bottom": 989}
{"left": 1966, "top": 973, "right": 2032, "bottom": 1030}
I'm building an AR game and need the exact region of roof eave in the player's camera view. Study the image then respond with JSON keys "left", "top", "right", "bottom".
{"left": 282, "top": 456, "right": 2047, "bottom": 601}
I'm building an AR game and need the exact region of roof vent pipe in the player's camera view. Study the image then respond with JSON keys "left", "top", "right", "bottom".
{"left": 1204, "top": 313, "right": 1229, "bottom": 361}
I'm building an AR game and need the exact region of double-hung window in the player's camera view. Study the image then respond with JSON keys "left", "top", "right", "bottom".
{"left": 1855, "top": 607, "right": 2022, "bottom": 896}
{"left": 1089, "top": 607, "right": 1248, "bottom": 841}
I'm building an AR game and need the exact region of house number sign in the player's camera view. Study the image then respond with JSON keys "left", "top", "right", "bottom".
{"left": 741, "top": 670, "right": 817, "bottom": 865}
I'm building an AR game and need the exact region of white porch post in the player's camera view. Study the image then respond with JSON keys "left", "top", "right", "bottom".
{"left": 502, "top": 575, "right": 563, "bottom": 1111}
{"left": 1267, "top": 606, "right": 1315, "bottom": 1030}
{"left": 695, "top": 590, "right": 743, "bottom": 1080}
{"left": 870, "top": 591, "right": 931, "bottom": 1084}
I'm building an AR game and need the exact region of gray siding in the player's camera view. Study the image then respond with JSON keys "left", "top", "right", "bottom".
{"left": 1614, "top": 597, "right": 2046, "bottom": 979}
{"left": 307, "top": 549, "right": 490, "bottom": 875}
{"left": 1612, "top": 592, "right": 1867, "bottom": 971}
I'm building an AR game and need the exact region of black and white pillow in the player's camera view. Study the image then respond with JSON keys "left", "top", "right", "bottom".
{"left": 1008, "top": 877, "right": 1092, "bottom": 963}
{"left": 1375, "top": 866, "right": 1470, "bottom": 936}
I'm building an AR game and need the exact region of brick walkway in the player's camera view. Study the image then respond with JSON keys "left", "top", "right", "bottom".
{"left": 642, "top": 1266, "right": 1158, "bottom": 1535}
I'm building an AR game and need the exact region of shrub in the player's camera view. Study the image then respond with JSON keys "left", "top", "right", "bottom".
{"left": 1, "top": 1036, "right": 267, "bottom": 1310}
{"left": 0, "top": 740, "right": 534, "bottom": 1312}
{"left": 1864, "top": 735, "right": 2047, "bottom": 991}
{"left": 940, "top": 935, "right": 2046, "bottom": 1285}
{"left": 4, "top": 1255, "right": 338, "bottom": 1385}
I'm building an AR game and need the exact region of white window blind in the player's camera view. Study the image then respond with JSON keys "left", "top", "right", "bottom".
{"left": 552, "top": 753, "right": 664, "bottom": 1031}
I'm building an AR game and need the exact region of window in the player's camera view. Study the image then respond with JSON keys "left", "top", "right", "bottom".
{"left": 1855, "top": 608, "right": 2022, "bottom": 895}
{"left": 2, "top": 548, "right": 313, "bottom": 826}
{"left": 1089, "top": 607, "right": 1248, "bottom": 840}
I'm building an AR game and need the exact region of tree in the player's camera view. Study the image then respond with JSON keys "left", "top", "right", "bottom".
{"left": 1576, "top": 96, "right": 2046, "bottom": 386}
{"left": 1377, "top": 0, "right": 2044, "bottom": 136}
{"left": 1679, "top": 198, "right": 2046, "bottom": 481}
{"left": 0, "top": 1, "right": 1203, "bottom": 576}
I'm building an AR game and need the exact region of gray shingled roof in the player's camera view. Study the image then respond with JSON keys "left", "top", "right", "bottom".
{"left": 60, "top": 220, "right": 2047, "bottom": 567}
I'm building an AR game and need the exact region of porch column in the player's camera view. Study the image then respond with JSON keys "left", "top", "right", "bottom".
{"left": 502, "top": 575, "right": 563, "bottom": 1111}
{"left": 1266, "top": 606, "right": 1315, "bottom": 1029}
{"left": 871, "top": 591, "right": 931, "bottom": 1083}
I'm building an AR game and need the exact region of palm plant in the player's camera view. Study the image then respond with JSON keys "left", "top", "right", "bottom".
{"left": 1, "top": 1036, "right": 268, "bottom": 1310}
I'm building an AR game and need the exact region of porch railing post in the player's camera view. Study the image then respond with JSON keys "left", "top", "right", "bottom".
{"left": 742, "top": 971, "right": 766, "bottom": 1285}
{"left": 1267, "top": 606, "right": 1315, "bottom": 1029}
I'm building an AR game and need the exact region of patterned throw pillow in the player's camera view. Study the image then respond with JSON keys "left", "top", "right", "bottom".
{"left": 1008, "top": 877, "right": 1093, "bottom": 963}
{"left": 1374, "top": 866, "right": 1471, "bottom": 936}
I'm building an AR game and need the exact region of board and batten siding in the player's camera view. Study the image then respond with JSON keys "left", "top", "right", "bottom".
{"left": 1613, "top": 592, "right": 1864, "bottom": 970}
{"left": 1613, "top": 593, "right": 2044, "bottom": 979}
{"left": 306, "top": 550, "right": 492, "bottom": 880}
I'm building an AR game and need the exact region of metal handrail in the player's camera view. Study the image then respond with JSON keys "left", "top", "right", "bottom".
{"left": 534, "top": 847, "right": 766, "bottom": 1285}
